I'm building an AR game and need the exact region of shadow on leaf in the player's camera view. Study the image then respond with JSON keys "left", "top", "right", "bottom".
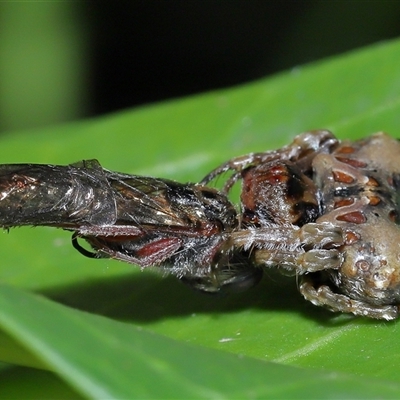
{"left": 39, "top": 269, "right": 359, "bottom": 327}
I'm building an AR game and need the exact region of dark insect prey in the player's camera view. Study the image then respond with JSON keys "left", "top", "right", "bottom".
{"left": 1, "top": 130, "right": 400, "bottom": 320}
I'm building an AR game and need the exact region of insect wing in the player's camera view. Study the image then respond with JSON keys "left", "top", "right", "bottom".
{"left": 106, "top": 173, "right": 197, "bottom": 228}
{"left": 78, "top": 172, "right": 238, "bottom": 269}
{"left": 0, "top": 160, "right": 117, "bottom": 228}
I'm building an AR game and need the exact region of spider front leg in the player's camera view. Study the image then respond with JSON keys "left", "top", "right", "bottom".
{"left": 232, "top": 222, "right": 345, "bottom": 274}
{"left": 180, "top": 222, "right": 344, "bottom": 294}
{"left": 299, "top": 275, "right": 399, "bottom": 320}
{"left": 201, "top": 130, "right": 338, "bottom": 192}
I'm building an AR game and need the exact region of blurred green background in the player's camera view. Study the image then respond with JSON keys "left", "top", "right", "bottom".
{"left": 1, "top": 0, "right": 400, "bottom": 133}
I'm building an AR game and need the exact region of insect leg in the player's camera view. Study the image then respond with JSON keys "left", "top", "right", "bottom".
{"left": 70, "top": 224, "right": 146, "bottom": 259}
{"left": 72, "top": 233, "right": 97, "bottom": 258}
{"left": 75, "top": 234, "right": 183, "bottom": 267}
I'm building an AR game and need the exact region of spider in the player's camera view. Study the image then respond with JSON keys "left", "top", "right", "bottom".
{"left": 1, "top": 130, "right": 400, "bottom": 320}
{"left": 201, "top": 130, "right": 400, "bottom": 320}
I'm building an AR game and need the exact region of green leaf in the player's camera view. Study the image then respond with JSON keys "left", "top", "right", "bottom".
{"left": 0, "top": 364, "right": 84, "bottom": 400}
{"left": 1, "top": 38, "right": 400, "bottom": 397}
{"left": 0, "top": 285, "right": 399, "bottom": 399}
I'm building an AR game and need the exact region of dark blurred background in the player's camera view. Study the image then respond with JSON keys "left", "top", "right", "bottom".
{"left": 1, "top": 0, "right": 400, "bottom": 133}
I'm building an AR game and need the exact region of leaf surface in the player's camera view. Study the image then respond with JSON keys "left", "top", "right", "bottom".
{"left": 1, "top": 39, "right": 400, "bottom": 397}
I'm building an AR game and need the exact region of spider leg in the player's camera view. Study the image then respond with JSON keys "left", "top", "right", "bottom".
{"left": 299, "top": 275, "right": 399, "bottom": 320}
{"left": 201, "top": 152, "right": 277, "bottom": 193}
{"left": 232, "top": 222, "right": 344, "bottom": 274}
{"left": 201, "top": 130, "right": 338, "bottom": 191}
